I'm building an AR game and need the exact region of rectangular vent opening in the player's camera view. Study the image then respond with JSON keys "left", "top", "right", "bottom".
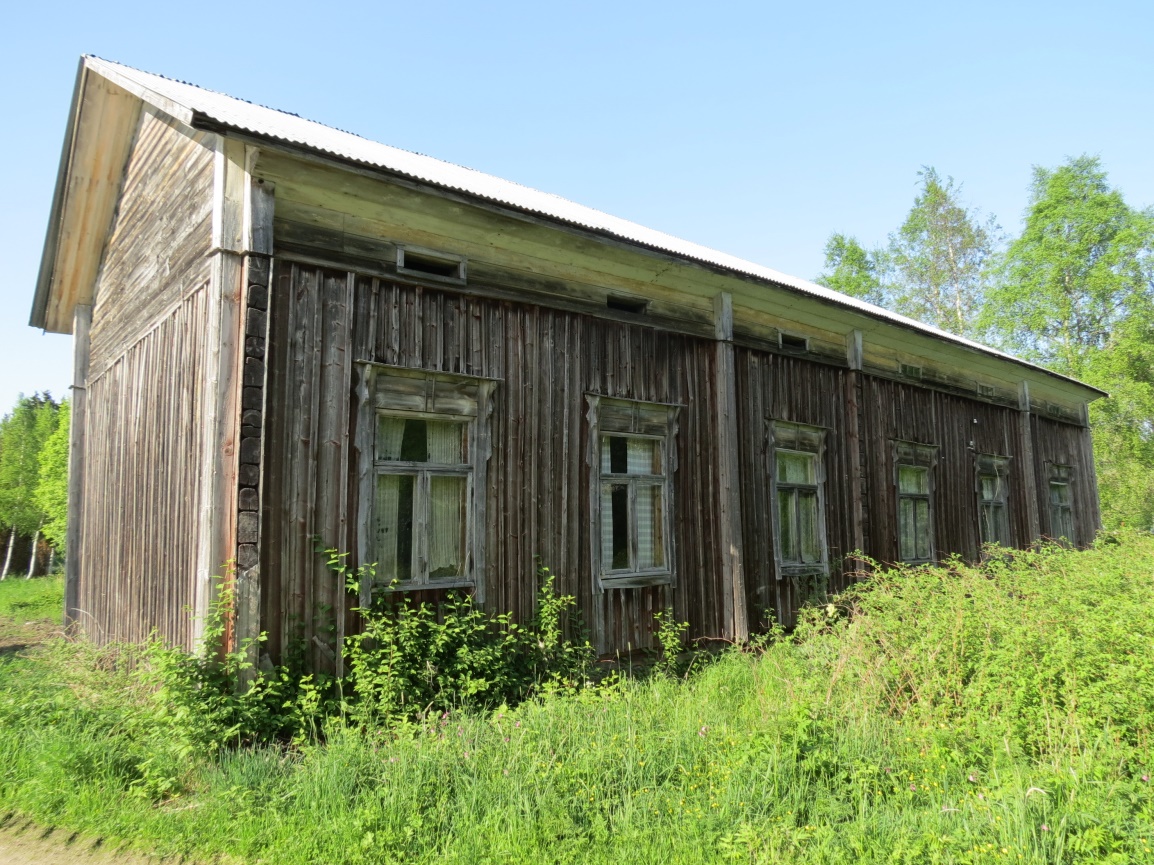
{"left": 397, "top": 247, "right": 466, "bottom": 281}
{"left": 977, "top": 383, "right": 995, "bottom": 398}
{"left": 606, "top": 295, "right": 648, "bottom": 314}
{"left": 779, "top": 333, "right": 809, "bottom": 351}
{"left": 900, "top": 363, "right": 923, "bottom": 379}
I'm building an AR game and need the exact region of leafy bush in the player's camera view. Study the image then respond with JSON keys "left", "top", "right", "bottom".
{"left": 338, "top": 555, "right": 595, "bottom": 724}
{"left": 807, "top": 534, "right": 1154, "bottom": 760}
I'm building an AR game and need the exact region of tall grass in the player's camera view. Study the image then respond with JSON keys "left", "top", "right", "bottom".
{"left": 0, "top": 574, "right": 63, "bottom": 621}
{"left": 1, "top": 538, "right": 1153, "bottom": 863}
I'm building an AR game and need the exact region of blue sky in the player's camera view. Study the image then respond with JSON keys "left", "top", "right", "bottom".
{"left": 2, "top": 0, "right": 1151, "bottom": 412}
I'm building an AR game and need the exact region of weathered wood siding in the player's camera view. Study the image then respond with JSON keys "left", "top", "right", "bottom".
{"left": 75, "top": 107, "right": 215, "bottom": 648}
{"left": 734, "top": 350, "right": 859, "bottom": 629}
{"left": 860, "top": 375, "right": 1032, "bottom": 565}
{"left": 89, "top": 108, "right": 215, "bottom": 368}
{"left": 78, "top": 288, "right": 210, "bottom": 646}
{"left": 1031, "top": 415, "right": 1100, "bottom": 545}
{"left": 261, "top": 262, "right": 732, "bottom": 663}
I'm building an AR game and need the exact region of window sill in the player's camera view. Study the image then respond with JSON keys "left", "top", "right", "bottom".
{"left": 777, "top": 564, "right": 828, "bottom": 579}
{"left": 375, "top": 578, "right": 476, "bottom": 593}
{"left": 599, "top": 571, "right": 673, "bottom": 590}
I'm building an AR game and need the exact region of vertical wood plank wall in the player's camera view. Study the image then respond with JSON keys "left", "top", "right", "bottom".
{"left": 1031, "top": 414, "right": 1100, "bottom": 545}
{"left": 259, "top": 262, "right": 1099, "bottom": 659}
{"left": 734, "top": 351, "right": 857, "bottom": 630}
{"left": 859, "top": 376, "right": 1032, "bottom": 568}
{"left": 77, "top": 108, "right": 215, "bottom": 648}
{"left": 261, "top": 264, "right": 729, "bottom": 662}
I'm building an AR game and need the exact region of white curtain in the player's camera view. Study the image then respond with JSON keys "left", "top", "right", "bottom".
{"left": 427, "top": 422, "right": 463, "bottom": 465}
{"left": 428, "top": 475, "right": 465, "bottom": 578}
{"left": 375, "top": 474, "right": 402, "bottom": 581}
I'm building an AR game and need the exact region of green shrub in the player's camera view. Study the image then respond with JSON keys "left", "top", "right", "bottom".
{"left": 339, "top": 555, "right": 595, "bottom": 724}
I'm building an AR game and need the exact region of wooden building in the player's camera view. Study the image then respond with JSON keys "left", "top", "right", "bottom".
{"left": 32, "top": 57, "right": 1104, "bottom": 668}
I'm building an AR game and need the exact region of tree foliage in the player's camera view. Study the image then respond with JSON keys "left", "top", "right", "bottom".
{"left": 816, "top": 233, "right": 890, "bottom": 306}
{"left": 0, "top": 394, "right": 60, "bottom": 538}
{"left": 35, "top": 400, "right": 70, "bottom": 551}
{"left": 887, "top": 168, "right": 1000, "bottom": 338}
{"left": 984, "top": 156, "right": 1154, "bottom": 530}
{"left": 821, "top": 157, "right": 1154, "bottom": 530}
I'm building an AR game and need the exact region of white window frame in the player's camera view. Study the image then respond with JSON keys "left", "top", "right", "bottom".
{"left": 976, "top": 453, "right": 1013, "bottom": 549}
{"left": 769, "top": 420, "right": 829, "bottom": 580}
{"left": 894, "top": 441, "right": 938, "bottom": 564}
{"left": 586, "top": 395, "right": 679, "bottom": 591}
{"left": 354, "top": 363, "right": 496, "bottom": 605}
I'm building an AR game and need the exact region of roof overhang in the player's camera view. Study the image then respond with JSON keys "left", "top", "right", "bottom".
{"left": 31, "top": 58, "right": 144, "bottom": 334}
{"left": 30, "top": 57, "right": 1108, "bottom": 405}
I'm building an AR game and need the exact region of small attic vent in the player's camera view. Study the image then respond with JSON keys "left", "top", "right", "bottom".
{"left": 779, "top": 333, "right": 809, "bottom": 351}
{"left": 976, "top": 383, "right": 995, "bottom": 398}
{"left": 606, "top": 295, "right": 648, "bottom": 314}
{"left": 397, "top": 247, "right": 467, "bottom": 282}
{"left": 900, "top": 363, "right": 923, "bottom": 379}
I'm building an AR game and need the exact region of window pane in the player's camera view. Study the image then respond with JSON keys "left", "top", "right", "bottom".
{"left": 378, "top": 417, "right": 465, "bottom": 464}
{"left": 636, "top": 483, "right": 665, "bottom": 569}
{"left": 979, "top": 503, "right": 993, "bottom": 544}
{"left": 898, "top": 465, "right": 928, "bottom": 495}
{"left": 982, "top": 503, "right": 1009, "bottom": 546}
{"left": 628, "top": 438, "right": 660, "bottom": 475}
{"left": 375, "top": 473, "right": 414, "bottom": 582}
{"left": 798, "top": 490, "right": 820, "bottom": 564}
{"left": 776, "top": 451, "right": 815, "bottom": 485}
{"left": 426, "top": 421, "right": 465, "bottom": 464}
{"left": 603, "top": 436, "right": 628, "bottom": 474}
{"left": 428, "top": 475, "right": 467, "bottom": 578}
{"left": 778, "top": 488, "right": 797, "bottom": 563}
{"left": 915, "top": 499, "right": 931, "bottom": 560}
{"left": 1050, "top": 481, "right": 1069, "bottom": 506}
{"left": 899, "top": 497, "right": 915, "bottom": 561}
{"left": 377, "top": 417, "right": 407, "bottom": 460}
{"left": 602, "top": 483, "right": 631, "bottom": 570}
{"left": 979, "top": 473, "right": 1002, "bottom": 503}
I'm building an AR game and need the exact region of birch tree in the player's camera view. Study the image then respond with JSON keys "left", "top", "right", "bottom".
{"left": 0, "top": 394, "right": 59, "bottom": 578}
{"left": 888, "top": 167, "right": 1000, "bottom": 338}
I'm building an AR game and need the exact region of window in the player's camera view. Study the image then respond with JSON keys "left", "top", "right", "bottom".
{"left": 771, "top": 421, "right": 827, "bottom": 576}
{"left": 374, "top": 417, "right": 469, "bottom": 583}
{"left": 355, "top": 364, "right": 495, "bottom": 599}
{"left": 1048, "top": 464, "right": 1074, "bottom": 543}
{"left": 976, "top": 454, "right": 1012, "bottom": 548}
{"left": 894, "top": 441, "right": 937, "bottom": 563}
{"left": 587, "top": 395, "right": 678, "bottom": 588}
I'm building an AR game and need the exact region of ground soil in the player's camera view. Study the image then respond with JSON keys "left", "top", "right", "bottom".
{"left": 0, "top": 818, "right": 184, "bottom": 865}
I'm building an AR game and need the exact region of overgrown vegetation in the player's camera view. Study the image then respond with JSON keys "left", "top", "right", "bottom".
{"left": 2, "top": 537, "right": 1153, "bottom": 862}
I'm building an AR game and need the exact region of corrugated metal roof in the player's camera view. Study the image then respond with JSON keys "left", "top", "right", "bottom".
{"left": 84, "top": 56, "right": 1100, "bottom": 393}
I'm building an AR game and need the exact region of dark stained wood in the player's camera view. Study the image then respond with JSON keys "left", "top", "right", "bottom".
{"left": 1030, "top": 414, "right": 1100, "bottom": 546}
{"left": 261, "top": 264, "right": 732, "bottom": 659}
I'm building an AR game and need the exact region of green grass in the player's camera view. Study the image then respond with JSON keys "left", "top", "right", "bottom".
{"left": 0, "top": 574, "right": 63, "bottom": 621}
{"left": 1, "top": 539, "right": 1153, "bottom": 863}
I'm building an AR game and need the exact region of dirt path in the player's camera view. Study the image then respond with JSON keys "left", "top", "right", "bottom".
{"left": 0, "top": 819, "right": 186, "bottom": 865}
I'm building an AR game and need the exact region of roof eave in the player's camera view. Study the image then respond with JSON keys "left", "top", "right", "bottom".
{"left": 30, "top": 58, "right": 88, "bottom": 332}
{"left": 192, "top": 117, "right": 1108, "bottom": 402}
